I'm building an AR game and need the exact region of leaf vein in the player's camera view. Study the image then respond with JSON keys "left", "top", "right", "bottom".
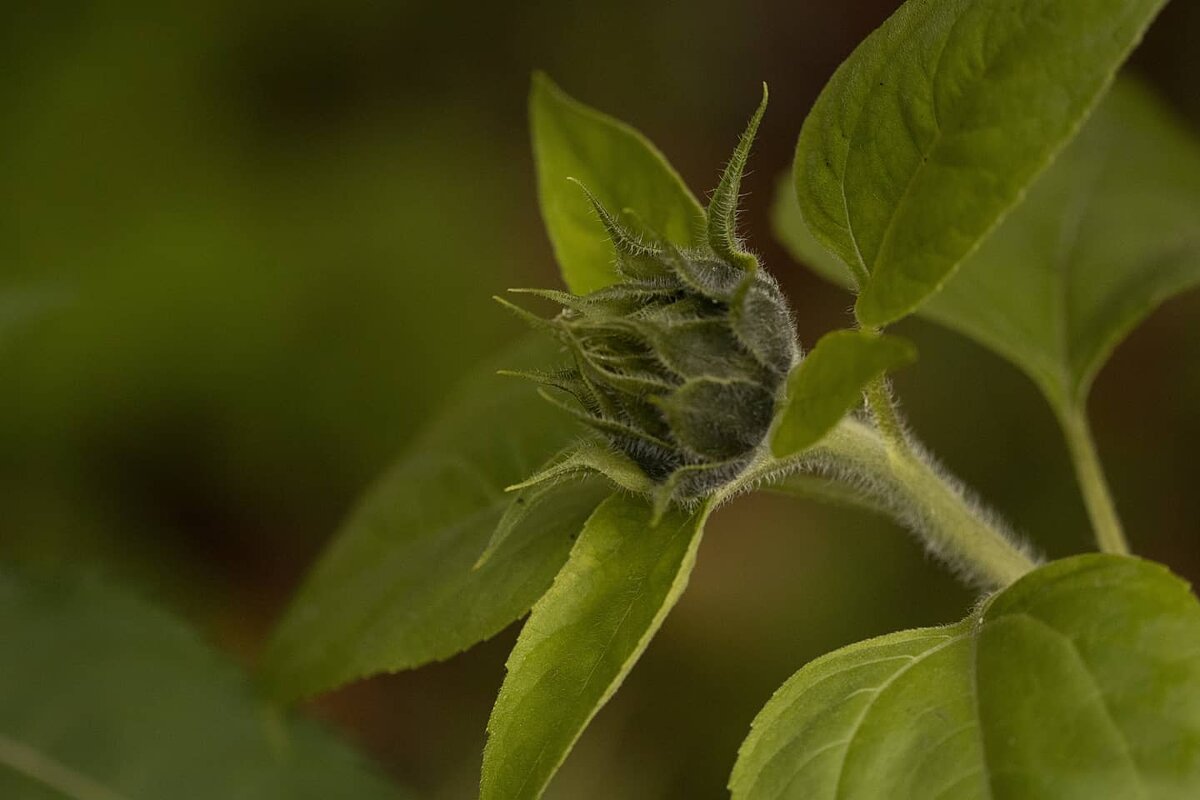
{"left": 830, "top": 632, "right": 969, "bottom": 799}
{"left": 1004, "top": 612, "right": 1149, "bottom": 799}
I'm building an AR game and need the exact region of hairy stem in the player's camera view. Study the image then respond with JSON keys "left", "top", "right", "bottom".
{"left": 864, "top": 376, "right": 909, "bottom": 452}
{"left": 750, "top": 417, "right": 1038, "bottom": 591}
{"left": 1059, "top": 406, "right": 1129, "bottom": 555}
{"left": 831, "top": 420, "right": 1036, "bottom": 588}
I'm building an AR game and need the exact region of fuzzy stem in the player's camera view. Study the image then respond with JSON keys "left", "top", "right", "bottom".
{"left": 864, "top": 376, "right": 909, "bottom": 453}
{"left": 861, "top": 378, "right": 1035, "bottom": 587}
{"left": 831, "top": 420, "right": 1035, "bottom": 588}
{"left": 1059, "top": 406, "right": 1129, "bottom": 555}
{"left": 750, "top": 417, "right": 1037, "bottom": 591}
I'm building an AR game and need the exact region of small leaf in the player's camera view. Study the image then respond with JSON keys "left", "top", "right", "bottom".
{"left": 796, "top": 0, "right": 1169, "bottom": 327}
{"left": 771, "top": 330, "right": 916, "bottom": 457}
{"left": 780, "top": 79, "right": 1200, "bottom": 417}
{"left": 731, "top": 554, "right": 1200, "bottom": 799}
{"left": 261, "top": 337, "right": 596, "bottom": 703}
{"left": 530, "top": 72, "right": 706, "bottom": 294}
{"left": 481, "top": 493, "right": 712, "bottom": 800}
{"left": 0, "top": 566, "right": 407, "bottom": 800}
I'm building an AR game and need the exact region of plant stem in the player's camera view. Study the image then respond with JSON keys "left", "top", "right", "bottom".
{"left": 860, "top": 378, "right": 1035, "bottom": 587}
{"left": 822, "top": 419, "right": 1036, "bottom": 589}
{"left": 1059, "top": 406, "right": 1129, "bottom": 555}
{"left": 739, "top": 379, "right": 1037, "bottom": 589}
{"left": 864, "top": 376, "right": 909, "bottom": 453}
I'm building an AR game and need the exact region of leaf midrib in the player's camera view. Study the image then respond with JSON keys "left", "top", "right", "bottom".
{"left": 1048, "top": 128, "right": 1113, "bottom": 410}
{"left": 828, "top": 633, "right": 970, "bottom": 799}
{"left": 1004, "top": 612, "right": 1149, "bottom": 800}
{"left": 0, "top": 733, "right": 132, "bottom": 800}
{"left": 830, "top": 609, "right": 1150, "bottom": 800}
{"left": 850, "top": 0, "right": 958, "bottom": 284}
{"left": 498, "top": 504, "right": 706, "bottom": 799}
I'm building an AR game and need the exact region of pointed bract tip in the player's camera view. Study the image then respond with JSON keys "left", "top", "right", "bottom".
{"left": 706, "top": 86, "right": 769, "bottom": 269}
{"left": 504, "top": 470, "right": 552, "bottom": 493}
{"left": 567, "top": 178, "right": 667, "bottom": 283}
{"left": 493, "top": 294, "right": 558, "bottom": 333}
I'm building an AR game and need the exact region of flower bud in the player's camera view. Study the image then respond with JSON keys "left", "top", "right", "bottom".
{"left": 505, "top": 87, "right": 799, "bottom": 506}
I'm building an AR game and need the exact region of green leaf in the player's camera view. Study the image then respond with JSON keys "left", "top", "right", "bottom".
{"left": 795, "top": 0, "right": 1169, "bottom": 328}
{"left": 771, "top": 173, "right": 854, "bottom": 290}
{"left": 913, "top": 79, "right": 1200, "bottom": 414}
{"left": 731, "top": 554, "right": 1200, "bottom": 799}
{"left": 0, "top": 566, "right": 406, "bottom": 800}
{"left": 530, "top": 72, "right": 706, "bottom": 294}
{"left": 781, "top": 79, "right": 1200, "bottom": 553}
{"left": 261, "top": 337, "right": 599, "bottom": 703}
{"left": 780, "top": 79, "right": 1200, "bottom": 415}
{"left": 481, "top": 493, "right": 712, "bottom": 800}
{"left": 771, "top": 330, "right": 916, "bottom": 457}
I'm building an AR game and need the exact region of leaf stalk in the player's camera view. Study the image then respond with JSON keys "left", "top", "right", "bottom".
{"left": 1059, "top": 406, "right": 1130, "bottom": 555}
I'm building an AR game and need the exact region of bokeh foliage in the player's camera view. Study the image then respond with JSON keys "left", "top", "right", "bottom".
{"left": 3, "top": 1, "right": 1200, "bottom": 798}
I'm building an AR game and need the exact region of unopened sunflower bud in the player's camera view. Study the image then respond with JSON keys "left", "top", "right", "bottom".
{"left": 505, "top": 86, "right": 799, "bottom": 507}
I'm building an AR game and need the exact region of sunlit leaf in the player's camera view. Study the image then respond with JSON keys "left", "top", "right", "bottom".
{"left": 780, "top": 79, "right": 1200, "bottom": 416}
{"left": 909, "top": 79, "right": 1200, "bottom": 413}
{"left": 530, "top": 72, "right": 705, "bottom": 294}
{"left": 771, "top": 330, "right": 916, "bottom": 458}
{"left": 732, "top": 554, "right": 1200, "bottom": 799}
{"left": 795, "top": 0, "right": 1168, "bottom": 327}
{"left": 261, "top": 338, "right": 598, "bottom": 703}
{"left": 481, "top": 493, "right": 711, "bottom": 800}
{"left": 0, "top": 566, "right": 406, "bottom": 800}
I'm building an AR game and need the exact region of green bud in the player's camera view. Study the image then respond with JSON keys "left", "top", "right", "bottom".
{"left": 505, "top": 86, "right": 799, "bottom": 507}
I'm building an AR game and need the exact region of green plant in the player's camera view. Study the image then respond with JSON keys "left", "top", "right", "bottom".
{"left": 0, "top": 565, "right": 406, "bottom": 799}
{"left": 258, "top": 0, "right": 1200, "bottom": 797}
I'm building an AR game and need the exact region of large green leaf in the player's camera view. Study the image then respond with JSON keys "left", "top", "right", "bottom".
{"left": 261, "top": 338, "right": 599, "bottom": 703}
{"left": 795, "top": 0, "right": 1168, "bottom": 328}
{"left": 731, "top": 554, "right": 1200, "bottom": 799}
{"left": 779, "top": 79, "right": 1200, "bottom": 415}
{"left": 481, "top": 493, "right": 711, "bottom": 800}
{"left": 530, "top": 72, "right": 706, "bottom": 294}
{"left": 0, "top": 566, "right": 405, "bottom": 800}
{"left": 913, "top": 79, "right": 1200, "bottom": 413}
{"left": 771, "top": 330, "right": 916, "bottom": 458}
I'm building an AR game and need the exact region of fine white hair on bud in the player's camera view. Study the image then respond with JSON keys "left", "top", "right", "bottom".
{"left": 503, "top": 88, "right": 801, "bottom": 514}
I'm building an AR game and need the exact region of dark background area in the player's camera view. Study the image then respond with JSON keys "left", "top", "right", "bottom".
{"left": 4, "top": 1, "right": 1199, "bottom": 797}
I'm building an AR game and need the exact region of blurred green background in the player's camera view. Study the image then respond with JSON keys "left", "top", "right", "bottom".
{"left": 4, "top": 1, "right": 1199, "bottom": 797}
